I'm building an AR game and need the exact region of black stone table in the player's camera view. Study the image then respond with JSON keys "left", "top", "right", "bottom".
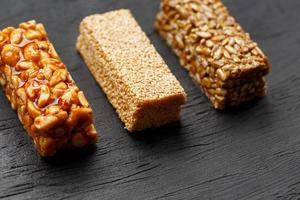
{"left": 1, "top": 0, "right": 300, "bottom": 199}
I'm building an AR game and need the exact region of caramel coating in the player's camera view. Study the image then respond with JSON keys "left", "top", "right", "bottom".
{"left": 0, "top": 20, "right": 97, "bottom": 156}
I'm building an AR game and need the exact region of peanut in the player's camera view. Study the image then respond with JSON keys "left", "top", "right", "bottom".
{"left": 4, "top": 65, "right": 12, "bottom": 82}
{"left": 27, "top": 101, "right": 41, "bottom": 118}
{"left": 52, "top": 82, "right": 67, "bottom": 97}
{"left": 23, "top": 43, "right": 40, "bottom": 62}
{"left": 17, "top": 105, "right": 26, "bottom": 123}
{"left": 48, "top": 43, "right": 60, "bottom": 59}
{"left": 16, "top": 61, "right": 34, "bottom": 71}
{"left": 10, "top": 75, "right": 20, "bottom": 89}
{"left": 78, "top": 91, "right": 89, "bottom": 107}
{"left": 59, "top": 88, "right": 79, "bottom": 110}
{"left": 16, "top": 88, "right": 27, "bottom": 105}
{"left": 0, "top": 33, "right": 9, "bottom": 49}
{"left": 1, "top": 44, "right": 21, "bottom": 66}
{"left": 36, "top": 23, "right": 47, "bottom": 38}
{"left": 45, "top": 105, "right": 61, "bottom": 115}
{"left": 25, "top": 80, "right": 40, "bottom": 100}
{"left": 36, "top": 41, "right": 49, "bottom": 51}
{"left": 19, "top": 20, "right": 36, "bottom": 30}
{"left": 49, "top": 69, "right": 67, "bottom": 86}
{"left": 2, "top": 27, "right": 14, "bottom": 35}
{"left": 24, "top": 29, "right": 43, "bottom": 41}
{"left": 68, "top": 108, "right": 93, "bottom": 128}
{"left": 10, "top": 29, "right": 23, "bottom": 44}
{"left": 34, "top": 115, "right": 60, "bottom": 131}
{"left": 10, "top": 92, "right": 17, "bottom": 110}
{"left": 37, "top": 85, "right": 50, "bottom": 107}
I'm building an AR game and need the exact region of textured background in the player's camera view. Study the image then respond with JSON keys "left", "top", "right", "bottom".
{"left": 1, "top": 0, "right": 300, "bottom": 199}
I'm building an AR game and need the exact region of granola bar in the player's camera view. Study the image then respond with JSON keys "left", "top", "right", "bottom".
{"left": 76, "top": 9, "right": 186, "bottom": 132}
{"left": 0, "top": 20, "right": 97, "bottom": 156}
{"left": 155, "top": 0, "right": 270, "bottom": 109}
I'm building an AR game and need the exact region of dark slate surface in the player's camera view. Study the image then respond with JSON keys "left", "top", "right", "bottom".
{"left": 0, "top": 0, "right": 300, "bottom": 199}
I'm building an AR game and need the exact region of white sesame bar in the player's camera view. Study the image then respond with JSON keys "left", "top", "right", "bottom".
{"left": 76, "top": 9, "right": 186, "bottom": 132}
{"left": 155, "top": 0, "right": 270, "bottom": 109}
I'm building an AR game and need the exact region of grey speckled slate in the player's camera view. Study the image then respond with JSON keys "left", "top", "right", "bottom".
{"left": 0, "top": 0, "right": 300, "bottom": 199}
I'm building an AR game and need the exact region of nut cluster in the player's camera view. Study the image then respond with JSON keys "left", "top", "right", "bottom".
{"left": 0, "top": 20, "right": 97, "bottom": 156}
{"left": 156, "top": 0, "right": 270, "bottom": 109}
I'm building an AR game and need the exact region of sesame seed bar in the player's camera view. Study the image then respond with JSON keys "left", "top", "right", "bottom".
{"left": 155, "top": 0, "right": 270, "bottom": 109}
{"left": 76, "top": 9, "right": 186, "bottom": 132}
{"left": 0, "top": 20, "right": 97, "bottom": 156}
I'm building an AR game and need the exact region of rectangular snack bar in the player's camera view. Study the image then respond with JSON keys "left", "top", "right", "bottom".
{"left": 0, "top": 20, "right": 97, "bottom": 156}
{"left": 155, "top": 0, "right": 270, "bottom": 109}
{"left": 76, "top": 9, "right": 186, "bottom": 132}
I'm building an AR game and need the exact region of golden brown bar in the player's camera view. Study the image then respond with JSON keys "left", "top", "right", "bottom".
{"left": 0, "top": 20, "right": 97, "bottom": 156}
{"left": 155, "top": 0, "right": 270, "bottom": 109}
{"left": 76, "top": 9, "right": 186, "bottom": 132}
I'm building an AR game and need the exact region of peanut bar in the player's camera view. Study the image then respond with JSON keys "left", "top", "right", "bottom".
{"left": 0, "top": 20, "right": 97, "bottom": 156}
{"left": 155, "top": 0, "right": 270, "bottom": 109}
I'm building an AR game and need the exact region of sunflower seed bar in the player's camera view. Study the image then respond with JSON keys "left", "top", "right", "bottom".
{"left": 155, "top": 0, "right": 270, "bottom": 109}
{"left": 0, "top": 20, "right": 97, "bottom": 156}
{"left": 76, "top": 9, "right": 186, "bottom": 132}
